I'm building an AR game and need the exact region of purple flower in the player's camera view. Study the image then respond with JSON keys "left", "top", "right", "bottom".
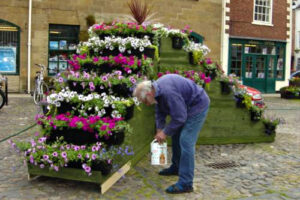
{"left": 89, "top": 82, "right": 95, "bottom": 91}
{"left": 54, "top": 166, "right": 59, "bottom": 172}
{"left": 81, "top": 82, "right": 86, "bottom": 89}
{"left": 40, "top": 164, "right": 45, "bottom": 169}
{"left": 30, "top": 139, "right": 36, "bottom": 147}
{"left": 43, "top": 155, "right": 49, "bottom": 160}
{"left": 91, "top": 154, "right": 97, "bottom": 160}
{"left": 78, "top": 154, "right": 82, "bottom": 159}
{"left": 92, "top": 146, "right": 97, "bottom": 152}
{"left": 130, "top": 77, "right": 136, "bottom": 84}
{"left": 82, "top": 163, "right": 87, "bottom": 169}
{"left": 102, "top": 76, "right": 108, "bottom": 82}
{"left": 85, "top": 153, "right": 90, "bottom": 159}
{"left": 52, "top": 152, "right": 58, "bottom": 157}
{"left": 73, "top": 146, "right": 80, "bottom": 151}
{"left": 58, "top": 77, "right": 64, "bottom": 83}
{"left": 38, "top": 137, "right": 47, "bottom": 143}
{"left": 83, "top": 71, "right": 90, "bottom": 79}
{"left": 61, "top": 152, "right": 67, "bottom": 158}
{"left": 84, "top": 166, "right": 91, "bottom": 173}
{"left": 29, "top": 155, "right": 34, "bottom": 164}
{"left": 80, "top": 145, "right": 86, "bottom": 150}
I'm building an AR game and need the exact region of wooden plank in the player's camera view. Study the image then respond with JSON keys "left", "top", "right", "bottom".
{"left": 100, "top": 161, "right": 131, "bottom": 194}
{"left": 28, "top": 173, "right": 39, "bottom": 181}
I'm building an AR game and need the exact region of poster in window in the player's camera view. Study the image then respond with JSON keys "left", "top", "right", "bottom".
{"left": 59, "top": 61, "right": 68, "bottom": 71}
{"left": 244, "top": 47, "right": 249, "bottom": 54}
{"left": 59, "top": 53, "right": 68, "bottom": 61}
{"left": 59, "top": 40, "right": 67, "bottom": 50}
{"left": 49, "top": 62, "right": 58, "bottom": 74}
{"left": 50, "top": 41, "right": 59, "bottom": 50}
{"left": 262, "top": 48, "right": 267, "bottom": 55}
{"left": 68, "top": 43, "right": 77, "bottom": 50}
{"left": 49, "top": 55, "right": 58, "bottom": 61}
{"left": 0, "top": 47, "right": 16, "bottom": 73}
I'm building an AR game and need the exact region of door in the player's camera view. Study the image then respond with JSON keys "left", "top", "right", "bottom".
{"left": 242, "top": 55, "right": 276, "bottom": 93}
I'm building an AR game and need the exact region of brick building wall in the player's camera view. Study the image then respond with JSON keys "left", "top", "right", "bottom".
{"left": 228, "top": 0, "right": 288, "bottom": 40}
{"left": 0, "top": 0, "right": 222, "bottom": 92}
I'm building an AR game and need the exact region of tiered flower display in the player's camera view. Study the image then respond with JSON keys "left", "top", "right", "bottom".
{"left": 11, "top": 21, "right": 215, "bottom": 187}
{"left": 12, "top": 24, "right": 158, "bottom": 177}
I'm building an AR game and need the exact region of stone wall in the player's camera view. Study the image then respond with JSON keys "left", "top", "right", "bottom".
{"left": 0, "top": 0, "right": 222, "bottom": 92}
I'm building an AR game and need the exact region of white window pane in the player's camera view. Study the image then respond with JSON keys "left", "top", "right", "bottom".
{"left": 265, "top": 15, "right": 269, "bottom": 22}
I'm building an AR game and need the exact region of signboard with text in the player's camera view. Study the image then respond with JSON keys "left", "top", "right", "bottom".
{"left": 0, "top": 47, "right": 16, "bottom": 73}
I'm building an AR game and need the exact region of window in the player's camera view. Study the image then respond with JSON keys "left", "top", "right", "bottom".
{"left": 0, "top": 20, "right": 20, "bottom": 75}
{"left": 276, "top": 46, "right": 285, "bottom": 79}
{"left": 297, "top": 58, "right": 300, "bottom": 70}
{"left": 253, "top": 0, "right": 273, "bottom": 25}
{"left": 48, "top": 24, "right": 79, "bottom": 75}
{"left": 230, "top": 43, "right": 242, "bottom": 76}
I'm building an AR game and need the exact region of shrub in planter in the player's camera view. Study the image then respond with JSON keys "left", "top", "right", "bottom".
{"left": 143, "top": 47, "right": 155, "bottom": 59}
{"left": 99, "top": 130, "right": 125, "bottom": 147}
{"left": 171, "top": 36, "right": 184, "bottom": 49}
{"left": 234, "top": 94, "right": 245, "bottom": 108}
{"left": 68, "top": 80, "right": 85, "bottom": 94}
{"left": 280, "top": 86, "right": 300, "bottom": 99}
{"left": 220, "top": 81, "right": 231, "bottom": 95}
{"left": 262, "top": 116, "right": 281, "bottom": 135}
{"left": 289, "top": 77, "right": 300, "bottom": 87}
{"left": 47, "top": 128, "right": 98, "bottom": 145}
{"left": 249, "top": 105, "right": 264, "bottom": 122}
{"left": 97, "top": 63, "right": 115, "bottom": 75}
{"left": 56, "top": 102, "right": 77, "bottom": 114}
{"left": 81, "top": 62, "right": 97, "bottom": 73}
{"left": 111, "top": 83, "right": 132, "bottom": 98}
{"left": 91, "top": 160, "right": 113, "bottom": 175}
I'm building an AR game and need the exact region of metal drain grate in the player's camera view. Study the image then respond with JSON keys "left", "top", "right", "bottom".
{"left": 205, "top": 161, "right": 240, "bottom": 169}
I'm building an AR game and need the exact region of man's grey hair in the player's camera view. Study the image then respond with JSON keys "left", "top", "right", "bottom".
{"left": 133, "top": 80, "right": 152, "bottom": 99}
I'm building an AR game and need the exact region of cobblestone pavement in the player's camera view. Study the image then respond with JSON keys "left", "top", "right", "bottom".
{"left": 0, "top": 94, "right": 300, "bottom": 200}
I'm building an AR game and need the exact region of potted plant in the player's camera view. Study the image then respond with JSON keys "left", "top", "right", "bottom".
{"left": 218, "top": 74, "right": 239, "bottom": 95}
{"left": 262, "top": 115, "right": 281, "bottom": 135}
{"left": 249, "top": 105, "right": 264, "bottom": 121}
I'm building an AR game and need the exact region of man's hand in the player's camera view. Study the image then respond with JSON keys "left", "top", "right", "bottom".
{"left": 155, "top": 130, "right": 167, "bottom": 144}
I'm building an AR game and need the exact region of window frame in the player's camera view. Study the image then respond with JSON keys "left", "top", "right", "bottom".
{"left": 252, "top": 0, "right": 273, "bottom": 26}
{"left": 0, "top": 19, "right": 20, "bottom": 75}
{"left": 228, "top": 38, "right": 286, "bottom": 81}
{"left": 48, "top": 24, "right": 80, "bottom": 76}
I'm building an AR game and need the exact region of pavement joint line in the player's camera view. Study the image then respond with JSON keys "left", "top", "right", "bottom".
{"left": 0, "top": 123, "right": 37, "bottom": 143}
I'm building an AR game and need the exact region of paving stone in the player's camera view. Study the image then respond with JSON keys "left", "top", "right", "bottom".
{"left": 1, "top": 95, "right": 300, "bottom": 199}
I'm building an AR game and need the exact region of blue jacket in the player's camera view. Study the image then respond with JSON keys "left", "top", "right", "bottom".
{"left": 152, "top": 74, "right": 210, "bottom": 136}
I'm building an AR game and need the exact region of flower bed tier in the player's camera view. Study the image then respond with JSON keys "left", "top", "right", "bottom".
{"left": 47, "top": 91, "right": 138, "bottom": 120}
{"left": 27, "top": 104, "right": 155, "bottom": 193}
{"left": 67, "top": 54, "right": 153, "bottom": 77}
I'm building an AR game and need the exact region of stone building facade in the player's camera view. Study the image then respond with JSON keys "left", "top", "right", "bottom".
{"left": 0, "top": 0, "right": 222, "bottom": 92}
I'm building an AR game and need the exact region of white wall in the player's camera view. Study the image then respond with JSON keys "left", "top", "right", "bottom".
{"left": 221, "top": 0, "right": 230, "bottom": 74}
{"left": 294, "top": 5, "right": 300, "bottom": 71}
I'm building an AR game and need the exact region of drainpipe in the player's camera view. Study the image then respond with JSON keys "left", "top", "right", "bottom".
{"left": 27, "top": 0, "right": 32, "bottom": 93}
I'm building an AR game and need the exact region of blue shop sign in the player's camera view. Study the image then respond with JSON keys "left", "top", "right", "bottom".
{"left": 0, "top": 47, "right": 16, "bottom": 73}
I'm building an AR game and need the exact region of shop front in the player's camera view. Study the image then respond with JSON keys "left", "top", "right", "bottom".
{"left": 228, "top": 38, "right": 286, "bottom": 93}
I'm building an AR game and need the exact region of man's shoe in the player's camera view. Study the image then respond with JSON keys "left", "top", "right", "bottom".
{"left": 158, "top": 168, "right": 178, "bottom": 176}
{"left": 165, "top": 184, "right": 194, "bottom": 194}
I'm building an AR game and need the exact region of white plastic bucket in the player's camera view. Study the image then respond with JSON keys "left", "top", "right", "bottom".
{"left": 151, "top": 139, "right": 167, "bottom": 165}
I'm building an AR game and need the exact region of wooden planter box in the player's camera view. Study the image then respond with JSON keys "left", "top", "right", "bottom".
{"left": 28, "top": 104, "right": 155, "bottom": 193}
